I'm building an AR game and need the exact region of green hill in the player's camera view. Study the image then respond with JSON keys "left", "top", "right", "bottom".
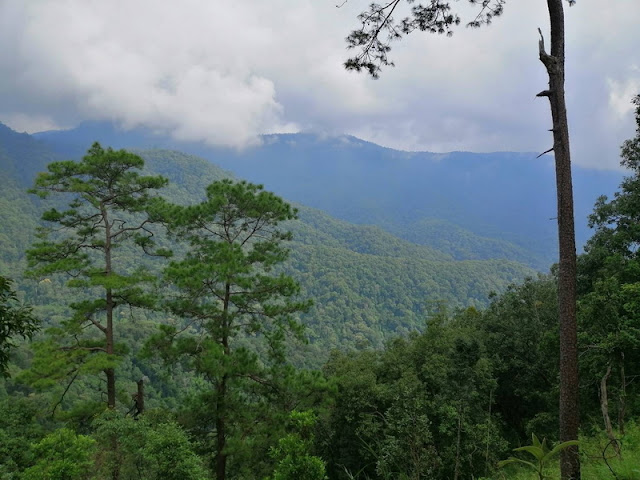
{"left": 0, "top": 125, "right": 536, "bottom": 363}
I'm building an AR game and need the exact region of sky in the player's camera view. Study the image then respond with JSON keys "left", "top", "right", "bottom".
{"left": 0, "top": 0, "right": 638, "bottom": 170}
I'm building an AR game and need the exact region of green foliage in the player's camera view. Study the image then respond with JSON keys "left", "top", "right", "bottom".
{"left": 92, "top": 411, "right": 207, "bottom": 480}
{"left": 267, "top": 410, "right": 327, "bottom": 480}
{"left": 498, "top": 434, "right": 578, "bottom": 480}
{"left": 578, "top": 95, "right": 640, "bottom": 433}
{"left": 476, "top": 421, "right": 640, "bottom": 479}
{"left": 21, "top": 428, "right": 96, "bottom": 480}
{"left": 321, "top": 311, "right": 506, "bottom": 480}
{"left": 577, "top": 420, "right": 640, "bottom": 480}
{"left": 0, "top": 396, "right": 48, "bottom": 478}
{"left": 481, "top": 276, "right": 560, "bottom": 440}
{"left": 0, "top": 275, "right": 39, "bottom": 376}
{"left": 287, "top": 242, "right": 532, "bottom": 364}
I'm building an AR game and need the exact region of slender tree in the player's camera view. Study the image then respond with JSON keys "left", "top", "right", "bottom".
{"left": 146, "top": 180, "right": 312, "bottom": 480}
{"left": 26, "top": 142, "right": 168, "bottom": 409}
{"left": 343, "top": 1, "right": 579, "bottom": 477}
{"left": 536, "top": 4, "right": 579, "bottom": 478}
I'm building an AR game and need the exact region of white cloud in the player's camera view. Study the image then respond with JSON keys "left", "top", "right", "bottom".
{"left": 0, "top": 113, "right": 63, "bottom": 133}
{"left": 0, "top": 0, "right": 639, "bottom": 166}
{"left": 0, "top": 0, "right": 298, "bottom": 148}
{"left": 608, "top": 74, "right": 640, "bottom": 119}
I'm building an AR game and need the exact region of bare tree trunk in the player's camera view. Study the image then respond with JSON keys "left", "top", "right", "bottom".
{"left": 600, "top": 363, "right": 621, "bottom": 457}
{"left": 538, "top": 1, "right": 580, "bottom": 478}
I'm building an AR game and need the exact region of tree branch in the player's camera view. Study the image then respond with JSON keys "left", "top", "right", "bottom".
{"left": 51, "top": 369, "right": 79, "bottom": 417}
{"left": 537, "top": 147, "right": 554, "bottom": 158}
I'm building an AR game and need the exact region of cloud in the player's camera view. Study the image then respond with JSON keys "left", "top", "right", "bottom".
{"left": 0, "top": 0, "right": 638, "bottom": 167}
{"left": 0, "top": 113, "right": 61, "bottom": 133}
{"left": 608, "top": 74, "right": 640, "bottom": 119}
{"left": 0, "top": 0, "right": 298, "bottom": 148}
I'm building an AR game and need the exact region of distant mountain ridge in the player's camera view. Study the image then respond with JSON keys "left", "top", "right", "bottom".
{"left": 0, "top": 123, "right": 534, "bottom": 362}
{"left": 33, "top": 121, "right": 624, "bottom": 270}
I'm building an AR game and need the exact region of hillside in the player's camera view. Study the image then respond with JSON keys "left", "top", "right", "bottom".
{"left": 0, "top": 124, "right": 535, "bottom": 362}
{"left": 0, "top": 124, "right": 62, "bottom": 271}
{"left": 34, "top": 122, "right": 624, "bottom": 270}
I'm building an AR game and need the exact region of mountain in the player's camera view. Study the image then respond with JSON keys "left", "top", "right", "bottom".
{"left": 0, "top": 123, "right": 535, "bottom": 364}
{"left": 0, "top": 124, "right": 63, "bottom": 269}
{"left": 34, "top": 121, "right": 624, "bottom": 270}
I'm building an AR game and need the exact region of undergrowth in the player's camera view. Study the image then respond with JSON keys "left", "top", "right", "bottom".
{"left": 485, "top": 421, "right": 640, "bottom": 480}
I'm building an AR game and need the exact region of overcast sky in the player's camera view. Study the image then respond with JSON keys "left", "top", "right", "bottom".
{"left": 1, "top": 0, "right": 638, "bottom": 170}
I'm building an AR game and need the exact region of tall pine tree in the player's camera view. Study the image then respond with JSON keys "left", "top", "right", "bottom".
{"left": 26, "top": 142, "right": 168, "bottom": 409}
{"left": 146, "top": 180, "right": 312, "bottom": 480}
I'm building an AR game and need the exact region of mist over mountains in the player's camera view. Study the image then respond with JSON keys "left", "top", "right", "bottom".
{"left": 34, "top": 121, "right": 624, "bottom": 270}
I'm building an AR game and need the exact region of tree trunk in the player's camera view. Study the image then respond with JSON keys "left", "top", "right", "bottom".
{"left": 618, "top": 352, "right": 626, "bottom": 435}
{"left": 106, "top": 288, "right": 116, "bottom": 409}
{"left": 216, "top": 376, "right": 228, "bottom": 480}
{"left": 600, "top": 363, "right": 621, "bottom": 457}
{"left": 135, "top": 378, "right": 145, "bottom": 416}
{"left": 103, "top": 203, "right": 117, "bottom": 410}
{"left": 215, "top": 282, "right": 232, "bottom": 480}
{"left": 103, "top": 206, "right": 119, "bottom": 480}
{"left": 538, "top": 1, "right": 580, "bottom": 478}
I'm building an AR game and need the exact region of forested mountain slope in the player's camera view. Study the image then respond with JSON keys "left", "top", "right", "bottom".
{"left": 0, "top": 124, "right": 62, "bottom": 269}
{"left": 134, "top": 150, "right": 533, "bottom": 354}
{"left": 0, "top": 124, "right": 534, "bottom": 360}
{"left": 34, "top": 121, "right": 623, "bottom": 270}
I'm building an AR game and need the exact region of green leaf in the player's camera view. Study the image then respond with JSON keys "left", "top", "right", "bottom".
{"left": 547, "top": 440, "right": 579, "bottom": 459}
{"left": 513, "top": 445, "right": 545, "bottom": 462}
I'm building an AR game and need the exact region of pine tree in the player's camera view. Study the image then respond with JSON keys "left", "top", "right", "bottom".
{"left": 146, "top": 180, "right": 312, "bottom": 480}
{"left": 26, "top": 142, "right": 169, "bottom": 409}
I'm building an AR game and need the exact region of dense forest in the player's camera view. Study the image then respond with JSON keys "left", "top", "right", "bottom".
{"left": 2, "top": 96, "right": 640, "bottom": 479}
{"left": 0, "top": 124, "right": 536, "bottom": 364}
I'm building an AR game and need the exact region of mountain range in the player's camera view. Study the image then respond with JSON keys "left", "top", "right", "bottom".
{"left": 0, "top": 120, "right": 626, "bottom": 362}
{"left": 34, "top": 121, "right": 624, "bottom": 270}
